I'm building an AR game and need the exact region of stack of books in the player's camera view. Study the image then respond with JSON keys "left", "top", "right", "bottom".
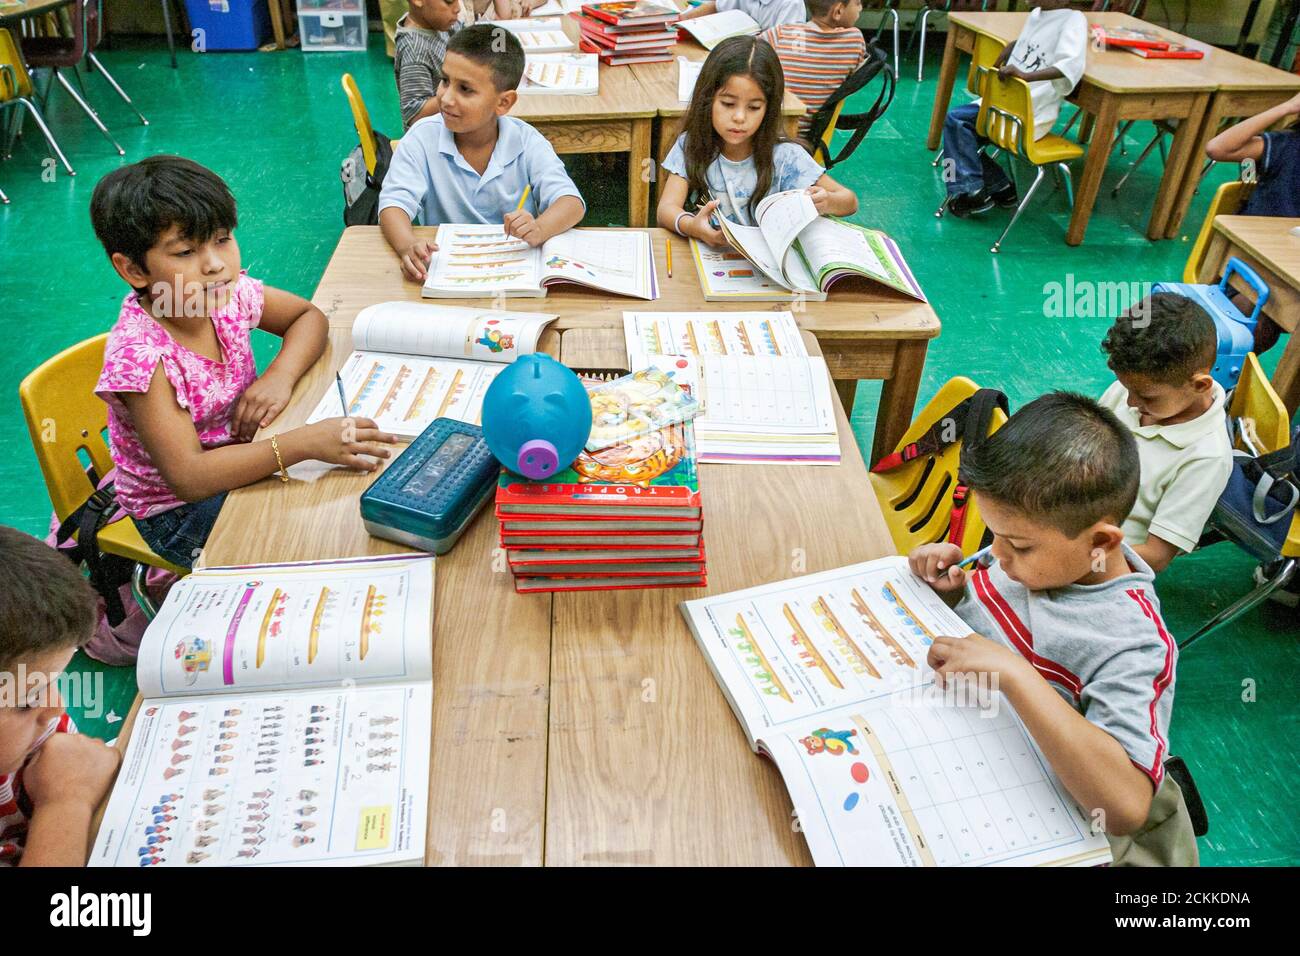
{"left": 495, "top": 373, "right": 706, "bottom": 593}
{"left": 577, "top": 1, "right": 681, "bottom": 66}
{"left": 1090, "top": 24, "right": 1205, "bottom": 59}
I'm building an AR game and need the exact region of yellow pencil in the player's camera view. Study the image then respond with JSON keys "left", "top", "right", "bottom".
{"left": 666, "top": 236, "right": 673, "bottom": 278}
{"left": 516, "top": 184, "right": 532, "bottom": 211}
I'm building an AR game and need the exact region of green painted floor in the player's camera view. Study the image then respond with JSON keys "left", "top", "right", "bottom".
{"left": 0, "top": 33, "right": 1294, "bottom": 865}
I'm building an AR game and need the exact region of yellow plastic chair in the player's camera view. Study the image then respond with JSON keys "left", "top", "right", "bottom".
{"left": 19, "top": 335, "right": 187, "bottom": 613}
{"left": 0, "top": 27, "right": 76, "bottom": 200}
{"left": 932, "top": 31, "right": 1003, "bottom": 170}
{"left": 342, "top": 72, "right": 402, "bottom": 178}
{"left": 1183, "top": 180, "right": 1254, "bottom": 283}
{"left": 1183, "top": 353, "right": 1299, "bottom": 648}
{"left": 812, "top": 100, "right": 845, "bottom": 167}
{"left": 962, "top": 56, "right": 1086, "bottom": 253}
{"left": 869, "top": 377, "right": 1008, "bottom": 556}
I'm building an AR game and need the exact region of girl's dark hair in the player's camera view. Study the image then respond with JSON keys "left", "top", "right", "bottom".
{"left": 682, "top": 36, "right": 788, "bottom": 221}
{"left": 90, "top": 155, "right": 237, "bottom": 269}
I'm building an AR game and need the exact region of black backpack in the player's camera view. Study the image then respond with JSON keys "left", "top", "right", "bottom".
{"left": 805, "top": 42, "right": 896, "bottom": 171}
{"left": 342, "top": 130, "right": 395, "bottom": 227}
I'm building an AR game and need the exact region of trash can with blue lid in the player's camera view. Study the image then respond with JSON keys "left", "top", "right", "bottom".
{"left": 184, "top": 0, "right": 273, "bottom": 52}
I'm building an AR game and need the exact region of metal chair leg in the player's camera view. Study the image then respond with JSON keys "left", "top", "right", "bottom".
{"left": 161, "top": 0, "right": 178, "bottom": 69}
{"left": 1179, "top": 557, "right": 1298, "bottom": 651}
{"left": 1110, "top": 129, "right": 1165, "bottom": 197}
{"left": 0, "top": 183, "right": 8, "bottom": 203}
{"left": 53, "top": 69, "right": 124, "bottom": 155}
{"left": 130, "top": 562, "right": 161, "bottom": 620}
{"left": 1056, "top": 163, "right": 1074, "bottom": 209}
{"left": 1115, "top": 118, "right": 1135, "bottom": 155}
{"left": 934, "top": 195, "right": 951, "bottom": 219}
{"left": 87, "top": 52, "right": 148, "bottom": 125}
{"left": 889, "top": 8, "right": 899, "bottom": 80}
{"left": 917, "top": 7, "right": 933, "bottom": 81}
{"left": 18, "top": 96, "right": 76, "bottom": 176}
{"left": 991, "top": 164, "right": 1047, "bottom": 254}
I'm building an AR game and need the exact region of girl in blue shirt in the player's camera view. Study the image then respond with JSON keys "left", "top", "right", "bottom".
{"left": 657, "top": 35, "right": 857, "bottom": 246}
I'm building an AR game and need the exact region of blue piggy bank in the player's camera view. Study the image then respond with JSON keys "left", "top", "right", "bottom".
{"left": 481, "top": 354, "right": 592, "bottom": 479}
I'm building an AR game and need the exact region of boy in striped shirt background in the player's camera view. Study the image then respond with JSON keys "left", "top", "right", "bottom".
{"left": 761, "top": 0, "right": 866, "bottom": 142}
{"left": 0, "top": 527, "right": 120, "bottom": 866}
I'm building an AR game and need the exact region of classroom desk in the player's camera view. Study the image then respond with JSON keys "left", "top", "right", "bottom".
{"left": 316, "top": 225, "right": 941, "bottom": 466}
{"left": 628, "top": 42, "right": 807, "bottom": 199}
{"left": 545, "top": 325, "right": 897, "bottom": 866}
{"left": 925, "top": 11, "right": 1217, "bottom": 246}
{"left": 1197, "top": 214, "right": 1300, "bottom": 416}
{"left": 511, "top": 17, "right": 658, "bottom": 227}
{"left": 0, "top": 0, "right": 70, "bottom": 24}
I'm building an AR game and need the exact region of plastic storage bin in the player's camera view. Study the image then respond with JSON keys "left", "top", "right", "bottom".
{"left": 298, "top": 0, "right": 368, "bottom": 52}
{"left": 184, "top": 0, "right": 272, "bottom": 52}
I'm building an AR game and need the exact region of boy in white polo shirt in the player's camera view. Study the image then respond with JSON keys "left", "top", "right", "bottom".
{"left": 379, "top": 24, "right": 586, "bottom": 282}
{"left": 1099, "top": 292, "right": 1233, "bottom": 573}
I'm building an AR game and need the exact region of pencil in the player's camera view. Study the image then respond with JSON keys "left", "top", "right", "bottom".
{"left": 516, "top": 184, "right": 532, "bottom": 212}
{"left": 666, "top": 236, "right": 673, "bottom": 278}
{"left": 957, "top": 545, "right": 994, "bottom": 570}
{"left": 336, "top": 372, "right": 348, "bottom": 416}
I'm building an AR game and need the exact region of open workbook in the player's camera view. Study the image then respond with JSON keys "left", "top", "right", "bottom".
{"left": 423, "top": 225, "right": 657, "bottom": 299}
{"left": 90, "top": 554, "right": 436, "bottom": 867}
{"left": 677, "top": 9, "right": 759, "bottom": 50}
{"left": 696, "top": 189, "right": 927, "bottom": 302}
{"left": 680, "top": 557, "right": 1112, "bottom": 866}
{"left": 304, "top": 301, "right": 557, "bottom": 439}
{"left": 519, "top": 53, "right": 599, "bottom": 94}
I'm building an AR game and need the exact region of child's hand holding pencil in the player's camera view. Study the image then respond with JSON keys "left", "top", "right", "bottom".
{"left": 503, "top": 184, "right": 545, "bottom": 247}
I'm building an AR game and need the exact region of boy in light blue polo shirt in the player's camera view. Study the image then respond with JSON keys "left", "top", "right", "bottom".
{"left": 378, "top": 23, "right": 586, "bottom": 282}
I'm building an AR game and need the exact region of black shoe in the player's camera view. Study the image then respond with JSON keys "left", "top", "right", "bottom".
{"left": 948, "top": 189, "right": 995, "bottom": 218}
{"left": 990, "top": 184, "right": 1020, "bottom": 208}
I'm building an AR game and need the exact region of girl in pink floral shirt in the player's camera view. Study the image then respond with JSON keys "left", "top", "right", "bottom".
{"left": 91, "top": 157, "right": 398, "bottom": 568}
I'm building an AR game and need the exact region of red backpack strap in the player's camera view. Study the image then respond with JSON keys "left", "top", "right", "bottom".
{"left": 871, "top": 398, "right": 974, "bottom": 473}
{"left": 945, "top": 389, "right": 1010, "bottom": 546}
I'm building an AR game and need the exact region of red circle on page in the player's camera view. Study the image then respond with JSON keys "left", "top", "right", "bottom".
{"left": 676, "top": 359, "right": 688, "bottom": 369}
{"left": 851, "top": 762, "right": 869, "bottom": 783}
{"left": 487, "top": 319, "right": 499, "bottom": 325}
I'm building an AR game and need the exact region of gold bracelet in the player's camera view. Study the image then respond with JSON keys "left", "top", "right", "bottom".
{"left": 270, "top": 435, "right": 289, "bottom": 483}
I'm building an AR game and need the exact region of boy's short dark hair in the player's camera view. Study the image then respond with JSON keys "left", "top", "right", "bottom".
{"left": 960, "top": 392, "right": 1139, "bottom": 537}
{"left": 1100, "top": 292, "right": 1217, "bottom": 385}
{"left": 447, "top": 23, "right": 524, "bottom": 92}
{"left": 90, "top": 155, "right": 237, "bottom": 270}
{"left": 806, "top": 0, "right": 840, "bottom": 17}
{"left": 0, "top": 527, "right": 97, "bottom": 671}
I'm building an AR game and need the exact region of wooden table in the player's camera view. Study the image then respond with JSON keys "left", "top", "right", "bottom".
{"left": 104, "top": 229, "right": 905, "bottom": 866}
{"left": 317, "top": 226, "right": 940, "bottom": 465}
{"left": 1161, "top": 55, "right": 1300, "bottom": 239}
{"left": 0, "top": 0, "right": 69, "bottom": 24}
{"left": 1197, "top": 214, "right": 1300, "bottom": 415}
{"left": 511, "top": 16, "right": 658, "bottom": 227}
{"left": 629, "top": 41, "right": 807, "bottom": 199}
{"left": 926, "top": 11, "right": 1217, "bottom": 246}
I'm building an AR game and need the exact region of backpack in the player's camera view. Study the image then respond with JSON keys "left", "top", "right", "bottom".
{"left": 871, "top": 388, "right": 1009, "bottom": 548}
{"left": 341, "top": 130, "right": 395, "bottom": 227}
{"left": 1204, "top": 420, "right": 1300, "bottom": 562}
{"left": 44, "top": 468, "right": 176, "bottom": 666}
{"left": 804, "top": 42, "right": 897, "bottom": 171}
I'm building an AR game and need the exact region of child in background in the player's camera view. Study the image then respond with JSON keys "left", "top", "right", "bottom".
{"left": 681, "top": 0, "right": 806, "bottom": 31}
{"left": 1099, "top": 293, "right": 1232, "bottom": 573}
{"left": 761, "top": 0, "right": 866, "bottom": 142}
{"left": 941, "top": 0, "right": 1086, "bottom": 217}
{"left": 92, "top": 157, "right": 398, "bottom": 569}
{"left": 657, "top": 35, "right": 857, "bottom": 246}
{"left": 1205, "top": 91, "right": 1300, "bottom": 352}
{"left": 459, "top": 0, "right": 546, "bottom": 23}
{"left": 0, "top": 526, "right": 120, "bottom": 866}
{"left": 910, "top": 393, "right": 1197, "bottom": 866}
{"left": 379, "top": 24, "right": 586, "bottom": 281}
{"left": 394, "top": 0, "right": 463, "bottom": 131}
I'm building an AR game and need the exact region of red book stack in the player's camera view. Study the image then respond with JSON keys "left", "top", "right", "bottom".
{"left": 1090, "top": 24, "right": 1205, "bottom": 59}
{"left": 577, "top": 1, "right": 681, "bottom": 66}
{"left": 495, "top": 375, "right": 706, "bottom": 593}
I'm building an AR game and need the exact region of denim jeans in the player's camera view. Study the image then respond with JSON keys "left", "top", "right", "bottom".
{"left": 942, "top": 102, "right": 1013, "bottom": 198}
{"left": 134, "top": 493, "right": 228, "bottom": 569}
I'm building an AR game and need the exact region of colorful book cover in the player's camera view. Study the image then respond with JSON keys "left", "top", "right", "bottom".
{"left": 496, "top": 419, "right": 702, "bottom": 513}
{"left": 1090, "top": 24, "right": 1170, "bottom": 49}
{"left": 586, "top": 367, "right": 701, "bottom": 451}
{"left": 581, "top": 1, "right": 680, "bottom": 26}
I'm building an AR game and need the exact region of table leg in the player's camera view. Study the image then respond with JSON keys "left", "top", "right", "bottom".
{"left": 1273, "top": 333, "right": 1300, "bottom": 418}
{"left": 627, "top": 117, "right": 652, "bottom": 228}
{"left": 835, "top": 378, "right": 857, "bottom": 418}
{"left": 267, "top": 0, "right": 286, "bottom": 49}
{"left": 1065, "top": 95, "right": 1118, "bottom": 247}
{"left": 1148, "top": 91, "right": 1209, "bottom": 239}
{"left": 1078, "top": 112, "right": 1095, "bottom": 145}
{"left": 872, "top": 340, "right": 929, "bottom": 467}
{"left": 1195, "top": 232, "right": 1231, "bottom": 283}
{"left": 926, "top": 26, "right": 961, "bottom": 151}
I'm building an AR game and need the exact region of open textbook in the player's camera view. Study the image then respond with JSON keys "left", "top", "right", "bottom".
{"left": 423, "top": 225, "right": 658, "bottom": 300}
{"left": 495, "top": 18, "right": 575, "bottom": 52}
{"left": 90, "top": 554, "right": 436, "bottom": 868}
{"left": 677, "top": 9, "right": 759, "bottom": 50}
{"left": 304, "top": 301, "right": 557, "bottom": 439}
{"left": 519, "top": 53, "right": 599, "bottom": 94}
{"left": 696, "top": 189, "right": 927, "bottom": 302}
{"left": 624, "top": 311, "right": 840, "bottom": 464}
{"left": 680, "top": 557, "right": 1113, "bottom": 867}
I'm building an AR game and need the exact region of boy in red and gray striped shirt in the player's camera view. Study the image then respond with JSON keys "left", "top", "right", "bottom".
{"left": 0, "top": 527, "right": 120, "bottom": 866}
{"left": 761, "top": 0, "right": 866, "bottom": 142}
